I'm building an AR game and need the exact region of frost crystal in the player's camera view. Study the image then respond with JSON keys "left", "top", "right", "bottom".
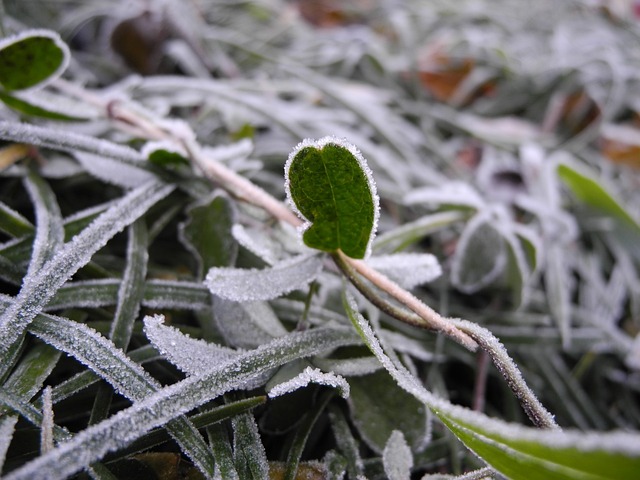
{"left": 383, "top": 430, "right": 413, "bottom": 480}
{"left": 268, "top": 366, "right": 350, "bottom": 399}
{"left": 205, "top": 253, "right": 323, "bottom": 302}
{"left": 143, "top": 315, "right": 241, "bottom": 376}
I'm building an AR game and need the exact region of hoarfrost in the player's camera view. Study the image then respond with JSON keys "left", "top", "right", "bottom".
{"left": 0, "top": 180, "right": 174, "bottom": 355}
{"left": 74, "top": 151, "right": 156, "bottom": 188}
{"left": 404, "top": 182, "right": 485, "bottom": 210}
{"left": 232, "top": 413, "right": 269, "bottom": 480}
{"left": 0, "top": 415, "right": 18, "bottom": 470}
{"left": 231, "top": 224, "right": 279, "bottom": 265}
{"left": 205, "top": 253, "right": 323, "bottom": 302}
{"left": 268, "top": 366, "right": 350, "bottom": 399}
{"left": 383, "top": 430, "right": 413, "bottom": 480}
{"left": 143, "top": 315, "right": 242, "bottom": 375}
{"left": 368, "top": 253, "right": 441, "bottom": 289}
{"left": 13, "top": 321, "right": 361, "bottom": 480}
{"left": 212, "top": 298, "right": 286, "bottom": 349}
{"left": 313, "top": 357, "right": 381, "bottom": 377}
{"left": 40, "top": 386, "right": 54, "bottom": 453}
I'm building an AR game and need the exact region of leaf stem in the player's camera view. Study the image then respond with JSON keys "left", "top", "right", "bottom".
{"left": 332, "top": 250, "right": 478, "bottom": 351}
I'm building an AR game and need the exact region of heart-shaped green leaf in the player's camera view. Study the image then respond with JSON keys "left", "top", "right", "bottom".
{"left": 285, "top": 137, "right": 379, "bottom": 259}
{"left": 0, "top": 30, "right": 70, "bottom": 92}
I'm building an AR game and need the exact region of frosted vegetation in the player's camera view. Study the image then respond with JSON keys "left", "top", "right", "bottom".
{"left": 1, "top": 1, "right": 640, "bottom": 479}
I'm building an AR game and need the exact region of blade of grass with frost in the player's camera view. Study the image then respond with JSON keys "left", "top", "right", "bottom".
{"left": 2, "top": 343, "right": 60, "bottom": 408}
{"left": 383, "top": 431, "right": 413, "bottom": 480}
{"left": 233, "top": 413, "right": 269, "bottom": 480}
{"left": 268, "top": 366, "right": 349, "bottom": 399}
{"left": 40, "top": 386, "right": 54, "bottom": 453}
{"left": 0, "top": 202, "right": 33, "bottom": 238}
{"left": 109, "top": 220, "right": 148, "bottom": 350}
{"left": 5, "top": 325, "right": 361, "bottom": 480}
{"left": 144, "top": 316, "right": 242, "bottom": 375}
{"left": 0, "top": 121, "right": 147, "bottom": 167}
{"left": 48, "top": 279, "right": 211, "bottom": 311}
{"left": 115, "top": 397, "right": 266, "bottom": 459}
{"left": 205, "top": 253, "right": 323, "bottom": 301}
{"left": 281, "top": 390, "right": 334, "bottom": 480}
{"left": 73, "top": 151, "right": 157, "bottom": 188}
{"left": 11, "top": 306, "right": 216, "bottom": 475}
{"left": 209, "top": 423, "right": 240, "bottom": 480}
{"left": 0, "top": 180, "right": 174, "bottom": 356}
{"left": 0, "top": 415, "right": 18, "bottom": 470}
{"left": 22, "top": 169, "right": 64, "bottom": 282}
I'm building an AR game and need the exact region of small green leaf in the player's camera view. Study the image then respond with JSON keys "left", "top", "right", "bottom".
{"left": 558, "top": 162, "right": 640, "bottom": 260}
{"left": 285, "top": 137, "right": 379, "bottom": 259}
{"left": 0, "top": 30, "right": 70, "bottom": 92}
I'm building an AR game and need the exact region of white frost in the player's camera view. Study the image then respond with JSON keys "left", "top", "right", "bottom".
{"left": 383, "top": 430, "right": 413, "bottom": 480}
{"left": 368, "top": 253, "right": 441, "bottom": 289}
{"left": 143, "top": 314, "right": 241, "bottom": 376}
{"left": 205, "top": 253, "right": 323, "bottom": 302}
{"left": 0, "top": 415, "right": 18, "bottom": 470}
{"left": 40, "top": 386, "right": 54, "bottom": 453}
{"left": 74, "top": 151, "right": 156, "bottom": 188}
{"left": 404, "top": 182, "right": 485, "bottom": 210}
{"left": 268, "top": 366, "right": 350, "bottom": 399}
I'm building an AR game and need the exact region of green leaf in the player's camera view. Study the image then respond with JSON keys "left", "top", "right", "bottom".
{"left": 438, "top": 413, "right": 640, "bottom": 480}
{"left": 285, "top": 137, "right": 379, "bottom": 259}
{"left": 557, "top": 163, "right": 640, "bottom": 260}
{"left": 349, "top": 371, "right": 428, "bottom": 453}
{"left": 0, "top": 30, "right": 70, "bottom": 92}
{"left": 179, "top": 192, "right": 238, "bottom": 278}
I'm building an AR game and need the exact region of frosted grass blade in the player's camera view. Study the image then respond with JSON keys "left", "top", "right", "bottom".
{"left": 0, "top": 180, "right": 174, "bottom": 356}
{"left": 22, "top": 169, "right": 64, "bottom": 282}
{"left": 268, "top": 366, "right": 349, "bottom": 399}
{"left": 47, "top": 279, "right": 212, "bottom": 312}
{"left": 232, "top": 413, "right": 269, "bottom": 480}
{"left": 0, "top": 121, "right": 146, "bottom": 166}
{"left": 109, "top": 220, "right": 148, "bottom": 350}
{"left": 14, "top": 307, "right": 216, "bottom": 476}
{"left": 5, "top": 325, "right": 360, "bottom": 480}
{"left": 205, "top": 253, "right": 323, "bottom": 302}
{"left": 0, "top": 415, "right": 18, "bottom": 470}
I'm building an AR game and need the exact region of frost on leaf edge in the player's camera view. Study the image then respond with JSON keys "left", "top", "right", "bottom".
{"left": 284, "top": 136, "right": 380, "bottom": 260}
{"left": 0, "top": 29, "right": 71, "bottom": 92}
